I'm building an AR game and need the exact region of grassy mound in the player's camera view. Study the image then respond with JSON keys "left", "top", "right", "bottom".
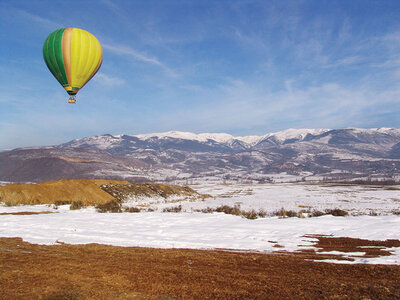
{"left": 0, "top": 179, "right": 129, "bottom": 207}
{"left": 100, "top": 183, "right": 198, "bottom": 201}
{"left": 0, "top": 179, "right": 203, "bottom": 211}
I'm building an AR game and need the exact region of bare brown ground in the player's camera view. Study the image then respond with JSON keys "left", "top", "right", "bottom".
{"left": 301, "top": 235, "right": 400, "bottom": 260}
{"left": 0, "top": 238, "right": 399, "bottom": 299}
{"left": 0, "top": 211, "right": 55, "bottom": 216}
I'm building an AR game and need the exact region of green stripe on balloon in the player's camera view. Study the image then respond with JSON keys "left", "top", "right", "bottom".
{"left": 43, "top": 28, "right": 68, "bottom": 86}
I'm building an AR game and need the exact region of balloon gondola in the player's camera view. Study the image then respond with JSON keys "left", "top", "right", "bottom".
{"left": 43, "top": 28, "right": 102, "bottom": 103}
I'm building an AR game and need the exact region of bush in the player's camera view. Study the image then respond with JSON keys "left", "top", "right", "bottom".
{"left": 196, "top": 207, "right": 215, "bottom": 213}
{"left": 325, "top": 208, "right": 348, "bottom": 216}
{"left": 257, "top": 209, "right": 267, "bottom": 218}
{"left": 163, "top": 205, "right": 182, "bottom": 213}
{"left": 311, "top": 210, "right": 325, "bottom": 217}
{"left": 286, "top": 210, "right": 298, "bottom": 218}
{"left": 124, "top": 207, "right": 141, "bottom": 213}
{"left": 196, "top": 205, "right": 268, "bottom": 219}
{"left": 54, "top": 200, "right": 71, "bottom": 206}
{"left": 241, "top": 209, "right": 258, "bottom": 220}
{"left": 95, "top": 200, "right": 122, "bottom": 213}
{"left": 274, "top": 208, "right": 297, "bottom": 218}
{"left": 70, "top": 201, "right": 84, "bottom": 210}
{"left": 216, "top": 205, "right": 242, "bottom": 216}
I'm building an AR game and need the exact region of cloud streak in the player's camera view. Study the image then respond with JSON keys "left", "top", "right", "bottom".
{"left": 94, "top": 73, "right": 125, "bottom": 86}
{"left": 102, "top": 43, "right": 177, "bottom": 77}
{"left": 103, "top": 43, "right": 163, "bottom": 67}
{"left": 15, "top": 9, "right": 62, "bottom": 29}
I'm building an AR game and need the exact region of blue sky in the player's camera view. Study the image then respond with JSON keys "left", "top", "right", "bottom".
{"left": 1, "top": 0, "right": 400, "bottom": 149}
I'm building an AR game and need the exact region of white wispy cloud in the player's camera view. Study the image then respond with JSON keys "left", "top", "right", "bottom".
{"left": 100, "top": 0, "right": 120, "bottom": 12}
{"left": 155, "top": 74, "right": 400, "bottom": 134}
{"left": 103, "top": 43, "right": 163, "bottom": 67}
{"left": 94, "top": 73, "right": 125, "bottom": 86}
{"left": 103, "top": 43, "right": 177, "bottom": 77}
{"left": 321, "top": 55, "right": 364, "bottom": 69}
{"left": 16, "top": 9, "right": 62, "bottom": 29}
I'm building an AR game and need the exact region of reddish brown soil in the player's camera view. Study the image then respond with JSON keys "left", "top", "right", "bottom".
{"left": 302, "top": 235, "right": 400, "bottom": 259}
{"left": 0, "top": 211, "right": 55, "bottom": 216}
{"left": 0, "top": 237, "right": 399, "bottom": 299}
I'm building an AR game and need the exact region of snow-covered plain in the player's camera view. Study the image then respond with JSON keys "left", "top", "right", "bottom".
{"left": 1, "top": 183, "right": 399, "bottom": 265}
{"left": 124, "top": 183, "right": 400, "bottom": 216}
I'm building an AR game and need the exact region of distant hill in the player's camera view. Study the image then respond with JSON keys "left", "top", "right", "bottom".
{"left": 0, "top": 179, "right": 200, "bottom": 208}
{"left": 1, "top": 128, "right": 400, "bottom": 183}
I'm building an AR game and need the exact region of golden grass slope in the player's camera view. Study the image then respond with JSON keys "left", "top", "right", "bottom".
{"left": 0, "top": 179, "right": 203, "bottom": 208}
{"left": 0, "top": 179, "right": 129, "bottom": 206}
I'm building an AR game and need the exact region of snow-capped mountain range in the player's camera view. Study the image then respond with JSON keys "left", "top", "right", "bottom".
{"left": 62, "top": 127, "right": 400, "bottom": 149}
{"left": 64, "top": 128, "right": 331, "bottom": 149}
{"left": 1, "top": 128, "right": 400, "bottom": 183}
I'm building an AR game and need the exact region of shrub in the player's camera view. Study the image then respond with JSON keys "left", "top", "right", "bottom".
{"left": 124, "top": 207, "right": 141, "bottom": 213}
{"left": 274, "top": 208, "right": 297, "bottom": 218}
{"left": 286, "top": 210, "right": 298, "bottom": 218}
{"left": 163, "top": 205, "right": 182, "bottom": 213}
{"left": 325, "top": 208, "right": 348, "bottom": 216}
{"left": 257, "top": 209, "right": 267, "bottom": 218}
{"left": 311, "top": 210, "right": 325, "bottom": 217}
{"left": 196, "top": 207, "right": 215, "bottom": 213}
{"left": 4, "top": 200, "right": 19, "bottom": 207}
{"left": 70, "top": 201, "right": 84, "bottom": 210}
{"left": 194, "top": 205, "right": 268, "bottom": 219}
{"left": 242, "top": 209, "right": 258, "bottom": 220}
{"left": 54, "top": 200, "right": 71, "bottom": 206}
{"left": 95, "top": 200, "right": 122, "bottom": 213}
{"left": 216, "top": 204, "right": 242, "bottom": 216}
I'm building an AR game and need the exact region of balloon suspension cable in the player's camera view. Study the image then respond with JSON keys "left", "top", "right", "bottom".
{"left": 68, "top": 96, "right": 76, "bottom": 104}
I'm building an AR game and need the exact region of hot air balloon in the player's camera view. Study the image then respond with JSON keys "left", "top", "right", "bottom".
{"left": 43, "top": 28, "right": 102, "bottom": 103}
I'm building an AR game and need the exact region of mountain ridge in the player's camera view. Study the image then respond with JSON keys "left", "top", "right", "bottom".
{"left": 2, "top": 128, "right": 400, "bottom": 183}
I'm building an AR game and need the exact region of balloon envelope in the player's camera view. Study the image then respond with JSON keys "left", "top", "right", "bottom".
{"left": 43, "top": 28, "right": 102, "bottom": 101}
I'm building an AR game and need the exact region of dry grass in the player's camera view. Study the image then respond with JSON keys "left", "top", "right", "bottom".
{"left": 123, "top": 206, "right": 141, "bottom": 213}
{"left": 0, "top": 179, "right": 124, "bottom": 207}
{"left": 325, "top": 208, "right": 349, "bottom": 216}
{"left": 273, "top": 208, "right": 298, "bottom": 218}
{"left": 163, "top": 205, "right": 182, "bottom": 212}
{"left": 195, "top": 205, "right": 267, "bottom": 219}
{"left": 0, "top": 180, "right": 205, "bottom": 213}
{"left": 95, "top": 200, "right": 122, "bottom": 213}
{"left": 100, "top": 183, "right": 202, "bottom": 202}
{"left": 0, "top": 237, "right": 399, "bottom": 299}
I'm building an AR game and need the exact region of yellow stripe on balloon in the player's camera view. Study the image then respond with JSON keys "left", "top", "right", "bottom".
{"left": 81, "top": 40, "right": 103, "bottom": 90}
{"left": 69, "top": 28, "right": 102, "bottom": 90}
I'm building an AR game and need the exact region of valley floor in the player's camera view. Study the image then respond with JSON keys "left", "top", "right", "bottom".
{"left": 1, "top": 182, "right": 400, "bottom": 298}
{"left": 0, "top": 204, "right": 399, "bottom": 265}
{"left": 1, "top": 237, "right": 399, "bottom": 299}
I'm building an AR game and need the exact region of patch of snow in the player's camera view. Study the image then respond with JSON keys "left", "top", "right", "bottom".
{"left": 2, "top": 183, "right": 399, "bottom": 265}
{"left": 263, "top": 128, "right": 330, "bottom": 142}
{"left": 0, "top": 211, "right": 399, "bottom": 264}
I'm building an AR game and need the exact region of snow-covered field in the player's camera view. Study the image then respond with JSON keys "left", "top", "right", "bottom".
{"left": 1, "top": 183, "right": 399, "bottom": 265}
{"left": 142, "top": 183, "right": 400, "bottom": 216}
